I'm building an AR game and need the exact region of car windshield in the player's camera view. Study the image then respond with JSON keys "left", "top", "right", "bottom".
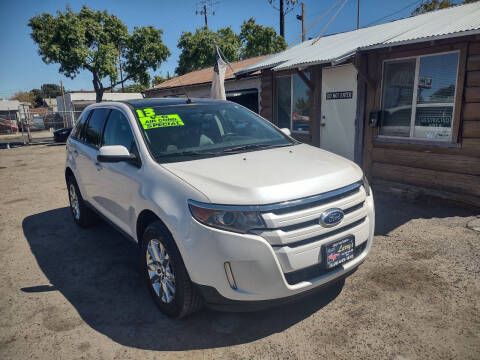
{"left": 133, "top": 102, "right": 294, "bottom": 162}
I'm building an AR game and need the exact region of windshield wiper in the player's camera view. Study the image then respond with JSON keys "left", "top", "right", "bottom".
{"left": 221, "top": 143, "right": 293, "bottom": 153}
{"left": 155, "top": 150, "right": 219, "bottom": 158}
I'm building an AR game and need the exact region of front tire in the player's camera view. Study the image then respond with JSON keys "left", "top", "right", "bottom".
{"left": 141, "top": 221, "right": 203, "bottom": 318}
{"left": 66, "top": 175, "right": 97, "bottom": 227}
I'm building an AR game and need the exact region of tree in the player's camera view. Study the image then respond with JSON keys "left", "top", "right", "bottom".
{"left": 412, "top": 0, "right": 453, "bottom": 15}
{"left": 175, "top": 27, "right": 240, "bottom": 75}
{"left": 30, "top": 89, "right": 44, "bottom": 107}
{"left": 11, "top": 91, "right": 35, "bottom": 105}
{"left": 40, "top": 84, "right": 62, "bottom": 98}
{"left": 267, "top": 0, "right": 299, "bottom": 38}
{"left": 29, "top": 6, "right": 170, "bottom": 103}
{"left": 123, "top": 83, "right": 148, "bottom": 93}
{"left": 152, "top": 75, "right": 167, "bottom": 87}
{"left": 239, "top": 18, "right": 287, "bottom": 59}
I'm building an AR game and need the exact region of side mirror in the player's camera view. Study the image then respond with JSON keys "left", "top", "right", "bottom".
{"left": 97, "top": 145, "right": 138, "bottom": 165}
{"left": 280, "top": 128, "right": 291, "bottom": 137}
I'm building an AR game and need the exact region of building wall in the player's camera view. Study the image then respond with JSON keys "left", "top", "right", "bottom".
{"left": 362, "top": 37, "right": 480, "bottom": 207}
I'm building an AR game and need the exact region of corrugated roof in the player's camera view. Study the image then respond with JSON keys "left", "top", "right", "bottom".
{"left": 237, "top": 2, "right": 480, "bottom": 74}
{"left": 148, "top": 55, "right": 268, "bottom": 92}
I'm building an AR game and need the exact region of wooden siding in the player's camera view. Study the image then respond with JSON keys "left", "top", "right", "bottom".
{"left": 363, "top": 38, "right": 480, "bottom": 207}
{"left": 260, "top": 69, "right": 273, "bottom": 121}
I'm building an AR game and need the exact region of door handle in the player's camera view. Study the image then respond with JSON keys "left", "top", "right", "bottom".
{"left": 94, "top": 161, "right": 103, "bottom": 171}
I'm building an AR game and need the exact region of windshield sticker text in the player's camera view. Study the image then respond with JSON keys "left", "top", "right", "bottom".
{"left": 136, "top": 108, "right": 184, "bottom": 129}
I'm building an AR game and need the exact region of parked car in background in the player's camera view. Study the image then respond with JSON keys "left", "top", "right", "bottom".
{"left": 29, "top": 117, "right": 46, "bottom": 131}
{"left": 53, "top": 127, "right": 72, "bottom": 142}
{"left": 0, "top": 119, "right": 18, "bottom": 133}
{"left": 65, "top": 98, "right": 374, "bottom": 318}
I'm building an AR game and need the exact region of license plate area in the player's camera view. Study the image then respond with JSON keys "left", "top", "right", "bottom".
{"left": 323, "top": 236, "right": 355, "bottom": 269}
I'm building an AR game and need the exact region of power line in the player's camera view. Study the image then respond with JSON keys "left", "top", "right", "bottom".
{"left": 312, "top": 0, "right": 349, "bottom": 44}
{"left": 289, "top": 0, "right": 342, "bottom": 46}
{"left": 364, "top": 0, "right": 422, "bottom": 28}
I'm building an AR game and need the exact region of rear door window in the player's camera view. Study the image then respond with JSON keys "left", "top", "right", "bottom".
{"left": 83, "top": 108, "right": 110, "bottom": 148}
{"left": 71, "top": 111, "right": 89, "bottom": 140}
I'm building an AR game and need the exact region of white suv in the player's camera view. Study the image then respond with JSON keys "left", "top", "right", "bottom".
{"left": 65, "top": 99, "right": 374, "bottom": 318}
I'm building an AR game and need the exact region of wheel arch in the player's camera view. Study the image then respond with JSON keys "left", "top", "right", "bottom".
{"left": 136, "top": 209, "right": 171, "bottom": 246}
{"left": 65, "top": 167, "right": 74, "bottom": 182}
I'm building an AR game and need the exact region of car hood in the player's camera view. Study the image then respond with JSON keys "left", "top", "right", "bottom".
{"left": 162, "top": 144, "right": 363, "bottom": 205}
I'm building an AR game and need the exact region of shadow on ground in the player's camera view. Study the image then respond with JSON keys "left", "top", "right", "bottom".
{"left": 373, "top": 191, "right": 477, "bottom": 236}
{"left": 22, "top": 194, "right": 477, "bottom": 350}
{"left": 22, "top": 207, "right": 344, "bottom": 351}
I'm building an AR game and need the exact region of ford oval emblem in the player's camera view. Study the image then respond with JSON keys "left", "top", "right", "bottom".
{"left": 319, "top": 208, "right": 344, "bottom": 227}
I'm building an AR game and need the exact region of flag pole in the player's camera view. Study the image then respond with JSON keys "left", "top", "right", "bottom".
{"left": 213, "top": 39, "right": 235, "bottom": 75}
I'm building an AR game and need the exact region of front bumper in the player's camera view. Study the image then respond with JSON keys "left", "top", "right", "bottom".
{"left": 182, "top": 192, "right": 374, "bottom": 305}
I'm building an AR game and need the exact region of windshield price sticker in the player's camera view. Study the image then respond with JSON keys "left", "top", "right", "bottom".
{"left": 136, "top": 108, "right": 184, "bottom": 129}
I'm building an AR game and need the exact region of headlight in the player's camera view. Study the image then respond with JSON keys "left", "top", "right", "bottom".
{"left": 188, "top": 201, "right": 266, "bottom": 234}
{"left": 362, "top": 174, "right": 371, "bottom": 196}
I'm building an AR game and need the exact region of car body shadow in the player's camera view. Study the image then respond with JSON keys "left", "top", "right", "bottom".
{"left": 22, "top": 207, "right": 344, "bottom": 351}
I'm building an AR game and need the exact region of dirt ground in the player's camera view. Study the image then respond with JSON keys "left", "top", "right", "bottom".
{"left": 0, "top": 144, "right": 479, "bottom": 360}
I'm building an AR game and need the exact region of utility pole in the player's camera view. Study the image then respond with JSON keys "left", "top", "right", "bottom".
{"left": 204, "top": 4, "right": 208, "bottom": 28}
{"left": 196, "top": 0, "right": 216, "bottom": 29}
{"left": 60, "top": 79, "right": 67, "bottom": 128}
{"left": 296, "top": 2, "right": 306, "bottom": 42}
{"left": 280, "top": 0, "right": 284, "bottom": 38}
{"left": 118, "top": 46, "right": 124, "bottom": 93}
{"left": 357, "top": 0, "right": 360, "bottom": 29}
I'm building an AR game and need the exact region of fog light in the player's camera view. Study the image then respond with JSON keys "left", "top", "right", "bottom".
{"left": 224, "top": 262, "right": 237, "bottom": 289}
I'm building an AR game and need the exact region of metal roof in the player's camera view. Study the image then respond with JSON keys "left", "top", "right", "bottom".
{"left": 236, "top": 2, "right": 480, "bottom": 74}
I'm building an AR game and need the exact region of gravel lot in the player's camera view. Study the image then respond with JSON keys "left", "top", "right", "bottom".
{"left": 0, "top": 144, "right": 479, "bottom": 360}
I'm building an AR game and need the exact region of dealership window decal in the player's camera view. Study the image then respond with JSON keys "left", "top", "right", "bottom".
{"left": 379, "top": 51, "right": 459, "bottom": 141}
{"left": 274, "top": 73, "right": 312, "bottom": 133}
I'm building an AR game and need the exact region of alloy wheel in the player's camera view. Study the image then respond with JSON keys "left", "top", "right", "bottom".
{"left": 146, "top": 239, "right": 176, "bottom": 303}
{"left": 69, "top": 183, "right": 80, "bottom": 220}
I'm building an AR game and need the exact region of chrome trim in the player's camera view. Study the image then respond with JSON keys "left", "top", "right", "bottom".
{"left": 188, "top": 180, "right": 363, "bottom": 213}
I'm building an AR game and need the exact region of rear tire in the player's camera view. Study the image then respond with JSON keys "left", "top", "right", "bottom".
{"left": 141, "top": 221, "right": 203, "bottom": 318}
{"left": 66, "top": 175, "right": 98, "bottom": 227}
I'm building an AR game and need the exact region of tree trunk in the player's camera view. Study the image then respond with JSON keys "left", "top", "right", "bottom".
{"left": 280, "top": 0, "right": 285, "bottom": 38}
{"left": 92, "top": 73, "right": 104, "bottom": 103}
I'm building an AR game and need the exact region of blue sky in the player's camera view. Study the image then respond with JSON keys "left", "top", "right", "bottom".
{"left": 0, "top": 0, "right": 463, "bottom": 98}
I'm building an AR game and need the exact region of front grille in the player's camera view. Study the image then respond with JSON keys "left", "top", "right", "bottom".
{"left": 271, "top": 185, "right": 361, "bottom": 215}
{"left": 284, "top": 241, "right": 367, "bottom": 285}
{"left": 276, "top": 201, "right": 365, "bottom": 233}
{"left": 273, "top": 217, "right": 366, "bottom": 249}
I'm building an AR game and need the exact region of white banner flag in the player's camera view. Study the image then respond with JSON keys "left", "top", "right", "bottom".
{"left": 210, "top": 45, "right": 227, "bottom": 100}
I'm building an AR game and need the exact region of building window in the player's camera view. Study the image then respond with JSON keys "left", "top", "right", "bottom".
{"left": 275, "top": 73, "right": 311, "bottom": 133}
{"left": 380, "top": 51, "right": 459, "bottom": 142}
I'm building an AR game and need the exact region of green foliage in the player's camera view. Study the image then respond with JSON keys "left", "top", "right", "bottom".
{"left": 175, "top": 20, "right": 286, "bottom": 76}
{"left": 152, "top": 75, "right": 167, "bottom": 87}
{"left": 30, "top": 89, "right": 44, "bottom": 107}
{"left": 176, "top": 27, "right": 240, "bottom": 75}
{"left": 239, "top": 18, "right": 287, "bottom": 59}
{"left": 41, "top": 84, "right": 62, "bottom": 98}
{"left": 123, "top": 83, "right": 148, "bottom": 93}
{"left": 29, "top": 5, "right": 170, "bottom": 102}
{"left": 411, "top": 0, "right": 453, "bottom": 15}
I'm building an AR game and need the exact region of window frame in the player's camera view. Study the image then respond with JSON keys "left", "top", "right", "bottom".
{"left": 274, "top": 73, "right": 311, "bottom": 134}
{"left": 378, "top": 50, "right": 460, "bottom": 143}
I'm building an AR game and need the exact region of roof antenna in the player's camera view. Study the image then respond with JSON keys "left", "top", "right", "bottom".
{"left": 176, "top": 77, "right": 193, "bottom": 103}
